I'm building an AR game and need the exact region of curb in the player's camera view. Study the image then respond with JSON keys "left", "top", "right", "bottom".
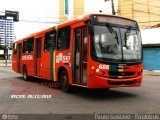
{"left": 143, "top": 70, "right": 160, "bottom": 76}
{"left": 0, "top": 64, "right": 12, "bottom": 67}
{"left": 0, "top": 65, "right": 12, "bottom": 67}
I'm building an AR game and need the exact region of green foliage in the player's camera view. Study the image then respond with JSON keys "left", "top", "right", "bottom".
{"left": 0, "top": 55, "right": 5, "bottom": 60}
{"left": 0, "top": 45, "right": 6, "bottom": 50}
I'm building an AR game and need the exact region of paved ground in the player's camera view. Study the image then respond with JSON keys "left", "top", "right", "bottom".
{"left": 0, "top": 66, "right": 160, "bottom": 116}
{"left": 0, "top": 60, "right": 12, "bottom": 67}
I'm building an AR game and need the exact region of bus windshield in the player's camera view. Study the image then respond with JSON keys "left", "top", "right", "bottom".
{"left": 91, "top": 24, "right": 142, "bottom": 63}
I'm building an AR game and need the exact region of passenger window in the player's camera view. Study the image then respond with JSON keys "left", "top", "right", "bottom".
{"left": 57, "top": 26, "right": 70, "bottom": 50}
{"left": 13, "top": 43, "right": 17, "bottom": 54}
{"left": 23, "top": 37, "right": 34, "bottom": 53}
{"left": 44, "top": 31, "right": 56, "bottom": 51}
{"left": 83, "top": 29, "right": 87, "bottom": 62}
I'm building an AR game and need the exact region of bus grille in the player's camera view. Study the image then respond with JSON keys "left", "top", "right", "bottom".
{"left": 108, "top": 72, "right": 135, "bottom": 77}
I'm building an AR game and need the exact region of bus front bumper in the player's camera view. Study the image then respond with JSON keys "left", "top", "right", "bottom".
{"left": 88, "top": 74, "right": 143, "bottom": 89}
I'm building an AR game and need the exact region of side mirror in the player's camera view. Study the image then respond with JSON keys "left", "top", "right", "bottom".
{"left": 88, "top": 24, "right": 94, "bottom": 36}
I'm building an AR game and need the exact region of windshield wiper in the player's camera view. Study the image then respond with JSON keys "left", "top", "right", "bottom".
{"left": 105, "top": 23, "right": 118, "bottom": 43}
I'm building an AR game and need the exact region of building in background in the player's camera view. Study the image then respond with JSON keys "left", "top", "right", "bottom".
{"left": 59, "top": 0, "right": 160, "bottom": 29}
{"left": 0, "top": 16, "right": 15, "bottom": 60}
{"left": 118, "top": 0, "right": 160, "bottom": 28}
{"left": 118, "top": 0, "right": 160, "bottom": 70}
{"left": 0, "top": 16, "right": 15, "bottom": 48}
{"left": 59, "top": 0, "right": 118, "bottom": 22}
{"left": 141, "top": 26, "right": 160, "bottom": 70}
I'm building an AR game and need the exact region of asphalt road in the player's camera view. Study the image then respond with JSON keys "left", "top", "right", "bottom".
{"left": 0, "top": 66, "right": 160, "bottom": 115}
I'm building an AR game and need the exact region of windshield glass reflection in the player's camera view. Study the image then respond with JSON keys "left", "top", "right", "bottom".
{"left": 92, "top": 25, "right": 142, "bottom": 62}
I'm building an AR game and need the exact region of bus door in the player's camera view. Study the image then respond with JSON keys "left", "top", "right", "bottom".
{"left": 73, "top": 27, "right": 88, "bottom": 85}
{"left": 35, "top": 37, "right": 42, "bottom": 76}
{"left": 17, "top": 43, "right": 22, "bottom": 73}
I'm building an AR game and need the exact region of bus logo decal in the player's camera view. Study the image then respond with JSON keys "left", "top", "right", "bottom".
{"left": 56, "top": 53, "right": 70, "bottom": 63}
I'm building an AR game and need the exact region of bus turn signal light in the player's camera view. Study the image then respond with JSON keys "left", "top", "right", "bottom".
{"left": 91, "top": 66, "right": 95, "bottom": 70}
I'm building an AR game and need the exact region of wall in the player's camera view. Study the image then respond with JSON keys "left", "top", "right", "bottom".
{"left": 141, "top": 28, "right": 160, "bottom": 44}
{"left": 143, "top": 48, "right": 160, "bottom": 70}
{"left": 59, "top": 0, "right": 119, "bottom": 22}
{"left": 119, "top": 0, "right": 160, "bottom": 28}
{"left": 141, "top": 27, "right": 160, "bottom": 70}
{"left": 59, "top": 0, "right": 84, "bottom": 22}
{"left": 84, "top": 0, "right": 118, "bottom": 15}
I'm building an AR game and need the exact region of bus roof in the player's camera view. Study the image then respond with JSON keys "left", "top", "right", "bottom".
{"left": 57, "top": 13, "right": 137, "bottom": 28}
{"left": 15, "top": 13, "right": 137, "bottom": 43}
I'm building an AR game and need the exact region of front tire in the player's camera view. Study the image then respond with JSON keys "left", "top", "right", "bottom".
{"left": 60, "top": 70, "right": 71, "bottom": 92}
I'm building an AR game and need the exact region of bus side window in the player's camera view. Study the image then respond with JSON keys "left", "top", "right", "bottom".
{"left": 83, "top": 29, "right": 87, "bottom": 62}
{"left": 13, "top": 43, "right": 17, "bottom": 54}
{"left": 27, "top": 38, "right": 34, "bottom": 53}
{"left": 44, "top": 31, "right": 56, "bottom": 51}
{"left": 57, "top": 26, "right": 70, "bottom": 50}
{"left": 23, "top": 41, "right": 27, "bottom": 53}
{"left": 23, "top": 37, "right": 34, "bottom": 54}
{"left": 75, "top": 30, "right": 81, "bottom": 66}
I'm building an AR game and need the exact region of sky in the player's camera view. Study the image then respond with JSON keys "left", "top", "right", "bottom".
{"left": 0, "top": 0, "right": 118, "bottom": 40}
{"left": 0, "top": 0, "right": 58, "bottom": 40}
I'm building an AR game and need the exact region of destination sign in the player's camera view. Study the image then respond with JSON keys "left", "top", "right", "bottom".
{"left": 92, "top": 15, "right": 137, "bottom": 27}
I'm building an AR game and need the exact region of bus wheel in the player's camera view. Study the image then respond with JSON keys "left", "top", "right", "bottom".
{"left": 60, "top": 70, "right": 71, "bottom": 92}
{"left": 23, "top": 66, "right": 28, "bottom": 81}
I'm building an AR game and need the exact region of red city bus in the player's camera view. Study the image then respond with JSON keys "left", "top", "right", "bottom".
{"left": 12, "top": 14, "right": 143, "bottom": 92}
